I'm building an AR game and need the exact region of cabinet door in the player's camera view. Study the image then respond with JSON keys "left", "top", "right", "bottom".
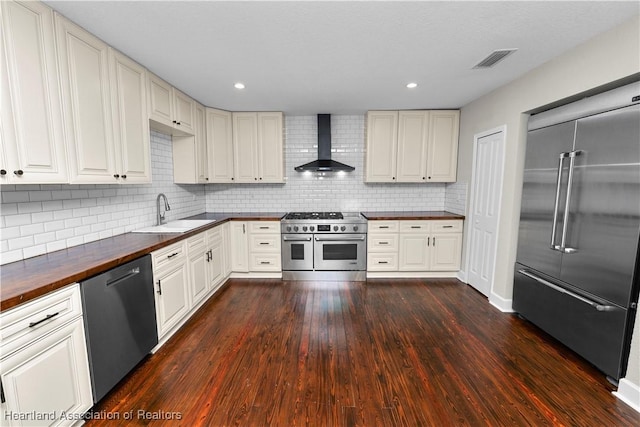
{"left": 257, "top": 112, "right": 284, "bottom": 183}
{"left": 148, "top": 73, "right": 173, "bottom": 128}
{"left": 365, "top": 111, "right": 398, "bottom": 182}
{"left": 189, "top": 249, "right": 208, "bottom": 308}
{"left": 173, "top": 88, "right": 195, "bottom": 134}
{"left": 208, "top": 239, "right": 224, "bottom": 291}
{"left": 195, "top": 103, "right": 208, "bottom": 183}
{"left": 206, "top": 108, "right": 234, "bottom": 183}
{"left": 56, "top": 13, "right": 116, "bottom": 184}
{"left": 1, "top": 1, "right": 68, "bottom": 184}
{"left": 397, "top": 111, "right": 428, "bottom": 182}
{"left": 426, "top": 110, "right": 459, "bottom": 182}
{"left": 229, "top": 221, "right": 249, "bottom": 272}
{"left": 222, "top": 222, "right": 232, "bottom": 277}
{"left": 0, "top": 319, "right": 93, "bottom": 427}
{"left": 233, "top": 113, "right": 258, "bottom": 182}
{"left": 398, "top": 234, "right": 429, "bottom": 271}
{"left": 155, "top": 264, "right": 190, "bottom": 339}
{"left": 430, "top": 233, "right": 462, "bottom": 271}
{"left": 109, "top": 48, "right": 150, "bottom": 183}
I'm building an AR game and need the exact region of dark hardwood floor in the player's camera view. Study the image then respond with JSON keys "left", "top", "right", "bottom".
{"left": 87, "top": 279, "right": 638, "bottom": 426}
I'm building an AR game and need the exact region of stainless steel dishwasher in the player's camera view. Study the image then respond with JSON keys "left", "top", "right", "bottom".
{"left": 80, "top": 255, "right": 158, "bottom": 403}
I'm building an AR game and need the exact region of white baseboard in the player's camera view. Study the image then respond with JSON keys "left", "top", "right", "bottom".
{"left": 456, "top": 270, "right": 467, "bottom": 283}
{"left": 613, "top": 378, "right": 640, "bottom": 413}
{"left": 489, "top": 291, "right": 514, "bottom": 312}
{"left": 366, "top": 271, "right": 458, "bottom": 279}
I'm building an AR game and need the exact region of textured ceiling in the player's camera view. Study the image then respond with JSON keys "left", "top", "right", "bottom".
{"left": 44, "top": 1, "right": 639, "bottom": 114}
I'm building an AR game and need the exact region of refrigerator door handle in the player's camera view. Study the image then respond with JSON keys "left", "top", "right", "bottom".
{"left": 550, "top": 152, "right": 570, "bottom": 250}
{"left": 559, "top": 150, "right": 582, "bottom": 253}
{"left": 517, "top": 269, "right": 617, "bottom": 311}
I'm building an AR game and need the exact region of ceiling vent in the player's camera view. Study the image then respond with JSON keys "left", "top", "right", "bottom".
{"left": 473, "top": 48, "right": 518, "bottom": 69}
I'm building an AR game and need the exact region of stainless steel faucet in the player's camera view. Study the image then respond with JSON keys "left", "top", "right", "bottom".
{"left": 156, "top": 193, "right": 170, "bottom": 225}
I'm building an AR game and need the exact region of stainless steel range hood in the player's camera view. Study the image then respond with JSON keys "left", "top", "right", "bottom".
{"left": 294, "top": 114, "right": 355, "bottom": 172}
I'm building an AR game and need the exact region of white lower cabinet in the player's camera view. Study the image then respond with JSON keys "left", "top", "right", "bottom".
{"left": 205, "top": 227, "right": 224, "bottom": 292}
{"left": 368, "top": 219, "right": 463, "bottom": 276}
{"left": 0, "top": 284, "right": 93, "bottom": 427}
{"left": 187, "top": 234, "right": 208, "bottom": 308}
{"left": 230, "top": 222, "right": 249, "bottom": 272}
{"left": 152, "top": 241, "right": 190, "bottom": 340}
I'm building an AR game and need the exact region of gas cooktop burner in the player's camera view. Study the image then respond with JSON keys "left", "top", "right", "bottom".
{"left": 284, "top": 212, "right": 344, "bottom": 220}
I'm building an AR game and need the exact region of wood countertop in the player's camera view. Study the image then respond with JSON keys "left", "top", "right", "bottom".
{"left": 361, "top": 211, "right": 465, "bottom": 221}
{"left": 0, "top": 212, "right": 285, "bottom": 312}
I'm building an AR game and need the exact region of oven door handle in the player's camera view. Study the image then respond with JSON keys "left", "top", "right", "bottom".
{"left": 314, "top": 236, "right": 366, "bottom": 242}
{"left": 282, "top": 236, "right": 312, "bottom": 241}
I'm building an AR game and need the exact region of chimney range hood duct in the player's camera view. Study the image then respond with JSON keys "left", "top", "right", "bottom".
{"left": 294, "top": 114, "right": 355, "bottom": 172}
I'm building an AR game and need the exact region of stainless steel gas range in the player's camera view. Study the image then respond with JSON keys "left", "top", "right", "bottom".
{"left": 281, "top": 212, "right": 367, "bottom": 281}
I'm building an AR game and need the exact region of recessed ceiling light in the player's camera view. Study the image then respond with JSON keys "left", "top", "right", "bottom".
{"left": 234, "top": 82, "right": 245, "bottom": 89}
{"left": 406, "top": 82, "right": 418, "bottom": 89}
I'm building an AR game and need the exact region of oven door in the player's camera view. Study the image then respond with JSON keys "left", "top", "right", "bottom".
{"left": 282, "top": 234, "right": 313, "bottom": 271}
{"left": 314, "top": 234, "right": 366, "bottom": 271}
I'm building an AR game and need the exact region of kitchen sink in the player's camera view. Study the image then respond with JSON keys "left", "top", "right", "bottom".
{"left": 132, "top": 219, "right": 217, "bottom": 234}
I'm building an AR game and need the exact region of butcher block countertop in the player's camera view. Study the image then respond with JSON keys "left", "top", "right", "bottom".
{"left": 361, "top": 211, "right": 465, "bottom": 221}
{"left": 0, "top": 212, "right": 285, "bottom": 312}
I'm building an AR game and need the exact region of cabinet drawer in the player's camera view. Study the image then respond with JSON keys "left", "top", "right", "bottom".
{"left": 187, "top": 234, "right": 207, "bottom": 255}
{"left": 399, "top": 221, "right": 431, "bottom": 233}
{"left": 249, "top": 253, "right": 282, "bottom": 271}
{"left": 368, "top": 234, "right": 399, "bottom": 252}
{"left": 206, "top": 226, "right": 223, "bottom": 242}
{"left": 431, "top": 220, "right": 463, "bottom": 232}
{"left": 152, "top": 241, "right": 186, "bottom": 271}
{"left": 367, "top": 253, "right": 398, "bottom": 271}
{"left": 369, "top": 221, "right": 399, "bottom": 232}
{"left": 1, "top": 283, "right": 82, "bottom": 356}
{"left": 250, "top": 234, "right": 281, "bottom": 252}
{"left": 249, "top": 221, "right": 280, "bottom": 234}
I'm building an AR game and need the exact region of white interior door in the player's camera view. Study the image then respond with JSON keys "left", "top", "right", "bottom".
{"left": 467, "top": 127, "right": 505, "bottom": 296}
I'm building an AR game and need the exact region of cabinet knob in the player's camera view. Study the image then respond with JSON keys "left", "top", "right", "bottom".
{"left": 0, "top": 169, "right": 6, "bottom": 176}
{"left": 13, "top": 169, "right": 23, "bottom": 176}
{"left": 176, "top": 122, "right": 181, "bottom": 125}
{"left": 172, "top": 120, "right": 177, "bottom": 124}
{"left": 121, "top": 174, "right": 127, "bottom": 179}
{"left": 205, "top": 178, "right": 209, "bottom": 181}
{"left": 428, "top": 176, "right": 431, "bottom": 179}
{"left": 422, "top": 177, "right": 426, "bottom": 180}
{"left": 231, "top": 177, "right": 234, "bottom": 181}
{"left": 254, "top": 177, "right": 257, "bottom": 180}
{"left": 114, "top": 174, "right": 120, "bottom": 178}
{"left": 259, "top": 177, "right": 262, "bottom": 180}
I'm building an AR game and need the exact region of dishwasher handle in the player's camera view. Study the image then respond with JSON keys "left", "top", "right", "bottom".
{"left": 106, "top": 267, "right": 140, "bottom": 287}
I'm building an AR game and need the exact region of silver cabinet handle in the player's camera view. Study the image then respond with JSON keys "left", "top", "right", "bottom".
{"left": 283, "top": 236, "right": 312, "bottom": 241}
{"left": 551, "top": 152, "right": 569, "bottom": 250}
{"left": 518, "top": 269, "right": 616, "bottom": 311}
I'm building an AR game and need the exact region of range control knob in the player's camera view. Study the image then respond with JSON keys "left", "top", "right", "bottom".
{"left": 302, "top": 226, "right": 308, "bottom": 232}
{"left": 294, "top": 226, "right": 299, "bottom": 232}
{"left": 353, "top": 225, "right": 359, "bottom": 231}
{"left": 333, "top": 226, "right": 339, "bottom": 231}
{"left": 340, "top": 226, "right": 346, "bottom": 231}
{"left": 310, "top": 226, "right": 315, "bottom": 232}
{"left": 286, "top": 226, "right": 292, "bottom": 232}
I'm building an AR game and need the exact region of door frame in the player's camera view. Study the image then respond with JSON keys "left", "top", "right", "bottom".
{"left": 464, "top": 125, "right": 506, "bottom": 297}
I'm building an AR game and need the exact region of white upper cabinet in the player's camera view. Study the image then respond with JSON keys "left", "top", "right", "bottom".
{"left": 56, "top": 13, "right": 116, "bottom": 184}
{"left": 172, "top": 102, "right": 207, "bottom": 184}
{"left": 0, "top": 0, "right": 68, "bottom": 184}
{"left": 396, "top": 111, "right": 428, "bottom": 182}
{"left": 109, "top": 48, "right": 151, "bottom": 183}
{"left": 206, "top": 108, "right": 234, "bottom": 183}
{"left": 233, "top": 112, "right": 259, "bottom": 182}
{"left": 56, "top": 13, "right": 151, "bottom": 184}
{"left": 426, "top": 110, "right": 459, "bottom": 182}
{"left": 148, "top": 73, "right": 195, "bottom": 136}
{"left": 366, "top": 110, "right": 459, "bottom": 183}
{"left": 257, "top": 112, "right": 284, "bottom": 183}
{"left": 365, "top": 111, "right": 398, "bottom": 182}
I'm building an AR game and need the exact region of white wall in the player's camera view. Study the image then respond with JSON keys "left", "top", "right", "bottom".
{"left": 457, "top": 15, "right": 639, "bottom": 392}
{"left": 206, "top": 115, "right": 464, "bottom": 213}
{"left": 0, "top": 131, "right": 205, "bottom": 264}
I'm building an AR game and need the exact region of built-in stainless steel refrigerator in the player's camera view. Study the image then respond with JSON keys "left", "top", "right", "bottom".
{"left": 514, "top": 82, "right": 640, "bottom": 381}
